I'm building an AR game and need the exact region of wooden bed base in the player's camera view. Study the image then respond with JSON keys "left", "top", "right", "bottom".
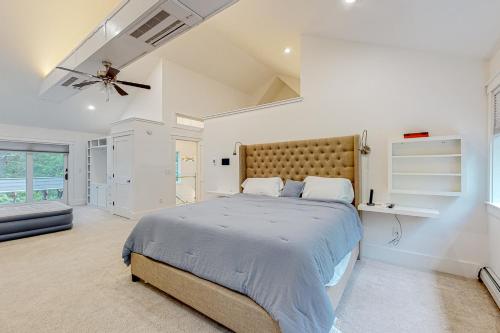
{"left": 131, "top": 253, "right": 280, "bottom": 333}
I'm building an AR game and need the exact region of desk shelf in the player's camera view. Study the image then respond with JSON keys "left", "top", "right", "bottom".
{"left": 358, "top": 204, "right": 439, "bottom": 218}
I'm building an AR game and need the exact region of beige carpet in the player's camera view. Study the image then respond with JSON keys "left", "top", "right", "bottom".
{"left": 0, "top": 207, "right": 498, "bottom": 333}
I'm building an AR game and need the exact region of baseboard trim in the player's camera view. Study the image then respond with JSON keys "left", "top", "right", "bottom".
{"left": 131, "top": 205, "right": 174, "bottom": 220}
{"left": 69, "top": 199, "right": 87, "bottom": 206}
{"left": 479, "top": 267, "right": 500, "bottom": 308}
{"left": 362, "top": 243, "right": 481, "bottom": 279}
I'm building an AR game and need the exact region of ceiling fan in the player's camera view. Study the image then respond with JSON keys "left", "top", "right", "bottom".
{"left": 56, "top": 61, "right": 151, "bottom": 101}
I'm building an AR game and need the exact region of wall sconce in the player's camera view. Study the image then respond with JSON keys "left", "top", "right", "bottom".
{"left": 360, "top": 130, "right": 371, "bottom": 155}
{"left": 233, "top": 142, "right": 242, "bottom": 155}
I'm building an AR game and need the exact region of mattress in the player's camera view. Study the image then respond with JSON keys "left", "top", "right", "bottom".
{"left": 0, "top": 201, "right": 73, "bottom": 241}
{"left": 0, "top": 201, "right": 72, "bottom": 222}
{"left": 326, "top": 244, "right": 359, "bottom": 311}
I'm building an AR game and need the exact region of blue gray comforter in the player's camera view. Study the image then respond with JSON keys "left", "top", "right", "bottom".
{"left": 122, "top": 194, "right": 362, "bottom": 333}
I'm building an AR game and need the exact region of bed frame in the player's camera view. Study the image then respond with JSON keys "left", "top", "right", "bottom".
{"left": 131, "top": 135, "right": 361, "bottom": 333}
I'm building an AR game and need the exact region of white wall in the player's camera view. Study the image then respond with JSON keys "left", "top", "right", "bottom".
{"left": 488, "top": 47, "right": 500, "bottom": 81}
{"left": 0, "top": 123, "right": 100, "bottom": 205}
{"left": 203, "top": 36, "right": 489, "bottom": 278}
{"left": 121, "top": 58, "right": 164, "bottom": 122}
{"left": 164, "top": 61, "right": 254, "bottom": 119}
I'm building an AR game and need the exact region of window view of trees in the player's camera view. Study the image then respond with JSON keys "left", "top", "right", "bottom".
{"left": 0, "top": 151, "right": 27, "bottom": 204}
{"left": 0, "top": 151, "right": 65, "bottom": 205}
{"left": 33, "top": 153, "right": 64, "bottom": 201}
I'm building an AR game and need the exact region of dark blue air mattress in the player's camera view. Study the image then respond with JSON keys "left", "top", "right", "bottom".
{"left": 0, "top": 202, "right": 73, "bottom": 242}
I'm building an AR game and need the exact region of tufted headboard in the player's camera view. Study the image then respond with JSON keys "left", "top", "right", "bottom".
{"left": 239, "top": 135, "right": 360, "bottom": 206}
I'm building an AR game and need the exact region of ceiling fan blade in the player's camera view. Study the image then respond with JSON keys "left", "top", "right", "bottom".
{"left": 113, "top": 83, "right": 128, "bottom": 96}
{"left": 116, "top": 80, "right": 151, "bottom": 90}
{"left": 106, "top": 66, "right": 120, "bottom": 78}
{"left": 73, "top": 80, "right": 100, "bottom": 88}
{"left": 56, "top": 66, "right": 98, "bottom": 79}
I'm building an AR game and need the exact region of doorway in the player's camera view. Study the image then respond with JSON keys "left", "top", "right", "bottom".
{"left": 175, "top": 140, "right": 198, "bottom": 205}
{"left": 112, "top": 134, "right": 133, "bottom": 218}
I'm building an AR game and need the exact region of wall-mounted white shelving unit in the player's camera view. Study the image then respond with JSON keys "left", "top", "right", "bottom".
{"left": 389, "top": 135, "right": 463, "bottom": 196}
{"left": 87, "top": 138, "right": 109, "bottom": 208}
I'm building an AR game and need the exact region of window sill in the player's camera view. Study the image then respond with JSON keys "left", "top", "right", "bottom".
{"left": 486, "top": 202, "right": 500, "bottom": 220}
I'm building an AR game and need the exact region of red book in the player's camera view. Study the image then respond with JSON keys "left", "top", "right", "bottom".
{"left": 403, "top": 132, "right": 429, "bottom": 139}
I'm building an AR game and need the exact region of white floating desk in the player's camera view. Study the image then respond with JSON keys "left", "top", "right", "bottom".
{"left": 358, "top": 203, "right": 439, "bottom": 218}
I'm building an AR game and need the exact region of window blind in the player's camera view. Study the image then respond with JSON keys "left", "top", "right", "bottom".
{"left": 495, "top": 88, "right": 500, "bottom": 135}
{"left": 0, "top": 140, "right": 69, "bottom": 153}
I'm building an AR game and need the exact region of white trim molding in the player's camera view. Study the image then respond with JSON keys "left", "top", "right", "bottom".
{"left": 487, "top": 77, "right": 500, "bottom": 201}
{"left": 362, "top": 243, "right": 481, "bottom": 279}
{"left": 203, "top": 97, "right": 304, "bottom": 120}
{"left": 110, "top": 117, "right": 165, "bottom": 126}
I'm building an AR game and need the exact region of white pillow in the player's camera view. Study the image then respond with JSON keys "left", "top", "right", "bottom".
{"left": 241, "top": 177, "right": 284, "bottom": 197}
{"left": 302, "top": 176, "right": 354, "bottom": 203}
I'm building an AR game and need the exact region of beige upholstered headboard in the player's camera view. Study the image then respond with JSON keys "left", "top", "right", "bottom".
{"left": 239, "top": 135, "right": 360, "bottom": 206}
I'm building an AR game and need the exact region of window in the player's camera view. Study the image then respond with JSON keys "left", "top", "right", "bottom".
{"left": 492, "top": 88, "right": 500, "bottom": 202}
{"left": 0, "top": 141, "right": 68, "bottom": 205}
{"left": 0, "top": 151, "right": 27, "bottom": 204}
{"left": 176, "top": 114, "right": 204, "bottom": 129}
{"left": 33, "top": 153, "right": 65, "bottom": 202}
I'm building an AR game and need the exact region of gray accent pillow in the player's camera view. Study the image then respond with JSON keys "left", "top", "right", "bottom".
{"left": 280, "top": 180, "right": 305, "bottom": 197}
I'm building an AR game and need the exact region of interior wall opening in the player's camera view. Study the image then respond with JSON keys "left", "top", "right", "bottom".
{"left": 175, "top": 140, "right": 198, "bottom": 205}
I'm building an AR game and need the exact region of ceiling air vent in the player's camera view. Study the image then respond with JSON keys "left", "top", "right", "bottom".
{"left": 145, "top": 20, "right": 186, "bottom": 46}
{"left": 61, "top": 77, "right": 78, "bottom": 87}
{"left": 130, "top": 10, "right": 170, "bottom": 39}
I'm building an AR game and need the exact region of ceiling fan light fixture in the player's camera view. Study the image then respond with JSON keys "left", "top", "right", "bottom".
{"left": 57, "top": 61, "right": 151, "bottom": 102}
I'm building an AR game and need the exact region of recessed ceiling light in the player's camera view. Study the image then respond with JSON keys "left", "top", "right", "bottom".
{"left": 87, "top": 105, "right": 96, "bottom": 111}
{"left": 345, "top": 0, "right": 356, "bottom": 3}
{"left": 284, "top": 47, "right": 292, "bottom": 54}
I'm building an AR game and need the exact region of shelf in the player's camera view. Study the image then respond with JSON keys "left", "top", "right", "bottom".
{"left": 392, "top": 154, "right": 461, "bottom": 159}
{"left": 358, "top": 203, "right": 439, "bottom": 218}
{"left": 390, "top": 135, "right": 462, "bottom": 144}
{"left": 390, "top": 189, "right": 462, "bottom": 196}
{"left": 389, "top": 135, "right": 462, "bottom": 197}
{"left": 393, "top": 172, "right": 461, "bottom": 177}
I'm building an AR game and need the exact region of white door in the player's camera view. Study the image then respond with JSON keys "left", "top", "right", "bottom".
{"left": 113, "top": 135, "right": 133, "bottom": 218}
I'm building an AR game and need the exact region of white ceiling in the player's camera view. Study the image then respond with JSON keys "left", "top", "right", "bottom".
{"left": 1, "top": 0, "right": 500, "bottom": 133}
{"left": 158, "top": 26, "right": 277, "bottom": 94}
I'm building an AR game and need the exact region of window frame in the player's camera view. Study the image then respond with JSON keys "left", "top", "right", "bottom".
{"left": 0, "top": 150, "right": 68, "bottom": 206}
{"left": 488, "top": 74, "right": 500, "bottom": 203}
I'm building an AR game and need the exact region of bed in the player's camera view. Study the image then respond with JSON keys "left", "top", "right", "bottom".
{"left": 0, "top": 201, "right": 73, "bottom": 242}
{"left": 123, "top": 135, "right": 361, "bottom": 333}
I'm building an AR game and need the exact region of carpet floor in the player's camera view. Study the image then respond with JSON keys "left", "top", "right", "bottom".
{"left": 0, "top": 206, "right": 498, "bottom": 333}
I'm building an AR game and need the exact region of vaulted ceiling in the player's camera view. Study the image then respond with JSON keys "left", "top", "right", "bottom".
{"left": 1, "top": 0, "right": 500, "bottom": 133}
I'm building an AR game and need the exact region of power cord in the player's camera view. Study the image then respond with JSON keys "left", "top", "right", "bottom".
{"left": 387, "top": 214, "right": 403, "bottom": 246}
